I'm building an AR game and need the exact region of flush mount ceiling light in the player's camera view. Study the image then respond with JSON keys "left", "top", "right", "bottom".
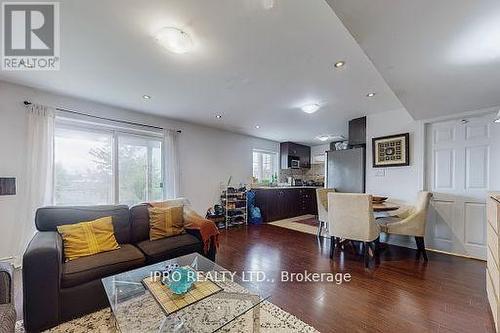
{"left": 317, "top": 135, "right": 330, "bottom": 142}
{"left": 366, "top": 92, "right": 376, "bottom": 97}
{"left": 316, "top": 134, "right": 345, "bottom": 142}
{"left": 301, "top": 103, "right": 320, "bottom": 114}
{"left": 215, "top": 114, "right": 222, "bottom": 119}
{"left": 261, "top": 0, "right": 276, "bottom": 10}
{"left": 154, "top": 27, "right": 193, "bottom": 54}
{"left": 142, "top": 95, "right": 151, "bottom": 100}
{"left": 495, "top": 109, "right": 500, "bottom": 123}
{"left": 334, "top": 60, "right": 345, "bottom": 68}
{"left": 255, "top": 125, "right": 261, "bottom": 129}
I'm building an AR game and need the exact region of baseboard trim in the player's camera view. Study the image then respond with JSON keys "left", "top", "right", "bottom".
{"left": 426, "top": 248, "right": 485, "bottom": 261}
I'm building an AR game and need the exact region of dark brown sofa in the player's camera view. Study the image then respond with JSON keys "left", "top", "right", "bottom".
{"left": 23, "top": 202, "right": 216, "bottom": 332}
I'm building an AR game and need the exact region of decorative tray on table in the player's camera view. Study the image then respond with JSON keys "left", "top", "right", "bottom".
{"left": 142, "top": 268, "right": 222, "bottom": 315}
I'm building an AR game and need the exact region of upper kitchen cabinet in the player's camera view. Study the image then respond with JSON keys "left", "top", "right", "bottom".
{"left": 280, "top": 142, "right": 311, "bottom": 169}
{"left": 348, "top": 116, "right": 366, "bottom": 146}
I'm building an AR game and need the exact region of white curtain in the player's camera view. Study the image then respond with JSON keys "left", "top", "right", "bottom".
{"left": 15, "top": 104, "right": 55, "bottom": 266}
{"left": 164, "top": 129, "right": 180, "bottom": 199}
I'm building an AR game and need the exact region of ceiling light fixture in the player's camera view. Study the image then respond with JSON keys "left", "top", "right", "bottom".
{"left": 255, "top": 125, "right": 261, "bottom": 129}
{"left": 215, "top": 114, "right": 222, "bottom": 119}
{"left": 261, "top": 0, "right": 276, "bottom": 10}
{"left": 142, "top": 95, "right": 151, "bottom": 100}
{"left": 495, "top": 109, "right": 500, "bottom": 123}
{"left": 317, "top": 135, "right": 330, "bottom": 142}
{"left": 316, "top": 134, "right": 345, "bottom": 142}
{"left": 154, "top": 27, "right": 193, "bottom": 54}
{"left": 301, "top": 103, "right": 320, "bottom": 114}
{"left": 334, "top": 61, "right": 345, "bottom": 68}
{"left": 366, "top": 92, "right": 376, "bottom": 97}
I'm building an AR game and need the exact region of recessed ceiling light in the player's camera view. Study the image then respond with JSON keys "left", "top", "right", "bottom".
{"left": 154, "top": 27, "right": 193, "bottom": 54}
{"left": 366, "top": 92, "right": 376, "bottom": 97}
{"left": 142, "top": 95, "right": 151, "bottom": 100}
{"left": 215, "top": 114, "right": 222, "bottom": 119}
{"left": 255, "top": 125, "right": 261, "bottom": 129}
{"left": 301, "top": 103, "right": 320, "bottom": 114}
{"left": 334, "top": 61, "right": 345, "bottom": 68}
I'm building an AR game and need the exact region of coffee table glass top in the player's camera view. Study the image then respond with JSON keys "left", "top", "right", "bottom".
{"left": 101, "top": 253, "right": 270, "bottom": 332}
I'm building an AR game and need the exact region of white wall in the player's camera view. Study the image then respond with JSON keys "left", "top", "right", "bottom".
{"left": 366, "top": 108, "right": 422, "bottom": 203}
{"left": 0, "top": 80, "right": 278, "bottom": 259}
{"left": 365, "top": 108, "right": 422, "bottom": 248}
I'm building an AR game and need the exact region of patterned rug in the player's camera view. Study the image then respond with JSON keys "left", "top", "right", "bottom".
{"left": 16, "top": 280, "right": 319, "bottom": 333}
{"left": 269, "top": 215, "right": 329, "bottom": 238}
{"left": 294, "top": 217, "right": 319, "bottom": 227}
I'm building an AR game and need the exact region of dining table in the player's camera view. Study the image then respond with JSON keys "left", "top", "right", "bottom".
{"left": 373, "top": 202, "right": 400, "bottom": 212}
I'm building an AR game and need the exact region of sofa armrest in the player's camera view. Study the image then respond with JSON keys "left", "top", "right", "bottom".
{"left": 185, "top": 228, "right": 217, "bottom": 262}
{"left": 23, "top": 231, "right": 63, "bottom": 332}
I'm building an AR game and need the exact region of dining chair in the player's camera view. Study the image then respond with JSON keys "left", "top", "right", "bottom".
{"left": 316, "top": 188, "right": 336, "bottom": 237}
{"left": 376, "top": 191, "right": 433, "bottom": 261}
{"left": 328, "top": 193, "right": 380, "bottom": 267}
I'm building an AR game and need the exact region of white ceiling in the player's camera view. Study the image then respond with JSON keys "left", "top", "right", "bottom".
{"left": 0, "top": 0, "right": 404, "bottom": 145}
{"left": 326, "top": 0, "right": 500, "bottom": 120}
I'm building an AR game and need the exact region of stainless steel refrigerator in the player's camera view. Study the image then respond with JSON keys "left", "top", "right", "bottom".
{"left": 325, "top": 147, "right": 365, "bottom": 193}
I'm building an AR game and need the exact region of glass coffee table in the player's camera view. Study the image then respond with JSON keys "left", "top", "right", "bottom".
{"left": 101, "top": 253, "right": 270, "bottom": 332}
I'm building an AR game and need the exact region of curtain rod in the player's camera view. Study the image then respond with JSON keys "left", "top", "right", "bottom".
{"left": 23, "top": 100, "right": 182, "bottom": 133}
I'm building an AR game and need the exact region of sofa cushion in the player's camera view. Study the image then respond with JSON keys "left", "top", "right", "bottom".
{"left": 57, "top": 216, "right": 121, "bottom": 261}
{"left": 61, "top": 244, "right": 145, "bottom": 288}
{"left": 36, "top": 205, "right": 131, "bottom": 244}
{"left": 135, "top": 234, "right": 202, "bottom": 264}
{"left": 148, "top": 206, "right": 185, "bottom": 240}
{"left": 129, "top": 204, "right": 150, "bottom": 243}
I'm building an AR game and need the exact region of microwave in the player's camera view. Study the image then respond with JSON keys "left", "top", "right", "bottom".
{"left": 291, "top": 159, "right": 300, "bottom": 169}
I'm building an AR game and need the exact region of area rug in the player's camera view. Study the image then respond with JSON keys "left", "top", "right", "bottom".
{"left": 16, "top": 279, "right": 319, "bottom": 333}
{"left": 269, "top": 215, "right": 329, "bottom": 238}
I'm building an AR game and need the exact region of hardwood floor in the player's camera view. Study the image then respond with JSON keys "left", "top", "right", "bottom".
{"left": 12, "top": 223, "right": 494, "bottom": 332}
{"left": 216, "top": 224, "right": 495, "bottom": 333}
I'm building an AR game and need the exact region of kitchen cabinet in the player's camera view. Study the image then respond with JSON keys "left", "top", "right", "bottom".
{"left": 348, "top": 116, "right": 366, "bottom": 146}
{"left": 253, "top": 187, "right": 318, "bottom": 222}
{"left": 280, "top": 142, "right": 311, "bottom": 169}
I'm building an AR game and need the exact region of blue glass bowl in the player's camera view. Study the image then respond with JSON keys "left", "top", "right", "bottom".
{"left": 163, "top": 267, "right": 195, "bottom": 295}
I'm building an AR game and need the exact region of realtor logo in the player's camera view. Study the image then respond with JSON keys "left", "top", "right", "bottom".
{"left": 2, "top": 2, "right": 60, "bottom": 70}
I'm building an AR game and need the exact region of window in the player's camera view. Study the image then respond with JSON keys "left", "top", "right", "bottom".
{"left": 54, "top": 120, "right": 164, "bottom": 206}
{"left": 118, "top": 135, "right": 163, "bottom": 206}
{"left": 55, "top": 127, "right": 113, "bottom": 205}
{"left": 252, "top": 150, "right": 278, "bottom": 183}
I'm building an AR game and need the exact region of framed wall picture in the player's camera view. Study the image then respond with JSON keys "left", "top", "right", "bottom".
{"left": 372, "top": 133, "right": 410, "bottom": 168}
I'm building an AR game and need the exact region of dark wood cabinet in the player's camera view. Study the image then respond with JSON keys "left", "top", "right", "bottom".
{"left": 280, "top": 142, "right": 311, "bottom": 169}
{"left": 253, "top": 188, "right": 318, "bottom": 222}
{"left": 348, "top": 116, "right": 366, "bottom": 146}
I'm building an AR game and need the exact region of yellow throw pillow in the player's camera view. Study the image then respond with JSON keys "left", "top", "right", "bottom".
{"left": 57, "top": 216, "right": 120, "bottom": 261}
{"left": 148, "top": 206, "right": 184, "bottom": 241}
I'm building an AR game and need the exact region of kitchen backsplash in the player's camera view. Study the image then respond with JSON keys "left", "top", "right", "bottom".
{"left": 279, "top": 163, "right": 325, "bottom": 183}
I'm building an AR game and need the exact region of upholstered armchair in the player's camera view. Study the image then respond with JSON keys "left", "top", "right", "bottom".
{"left": 0, "top": 262, "right": 16, "bottom": 333}
{"left": 328, "top": 193, "right": 380, "bottom": 267}
{"left": 377, "top": 191, "right": 433, "bottom": 261}
{"left": 316, "top": 188, "right": 336, "bottom": 237}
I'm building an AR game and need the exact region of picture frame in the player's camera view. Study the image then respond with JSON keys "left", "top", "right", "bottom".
{"left": 372, "top": 133, "right": 409, "bottom": 168}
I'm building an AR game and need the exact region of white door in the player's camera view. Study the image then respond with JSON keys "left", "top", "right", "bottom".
{"left": 426, "top": 113, "right": 498, "bottom": 259}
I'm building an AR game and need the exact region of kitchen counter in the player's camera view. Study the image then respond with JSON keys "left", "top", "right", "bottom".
{"left": 252, "top": 187, "right": 318, "bottom": 222}
{"left": 251, "top": 186, "right": 323, "bottom": 190}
